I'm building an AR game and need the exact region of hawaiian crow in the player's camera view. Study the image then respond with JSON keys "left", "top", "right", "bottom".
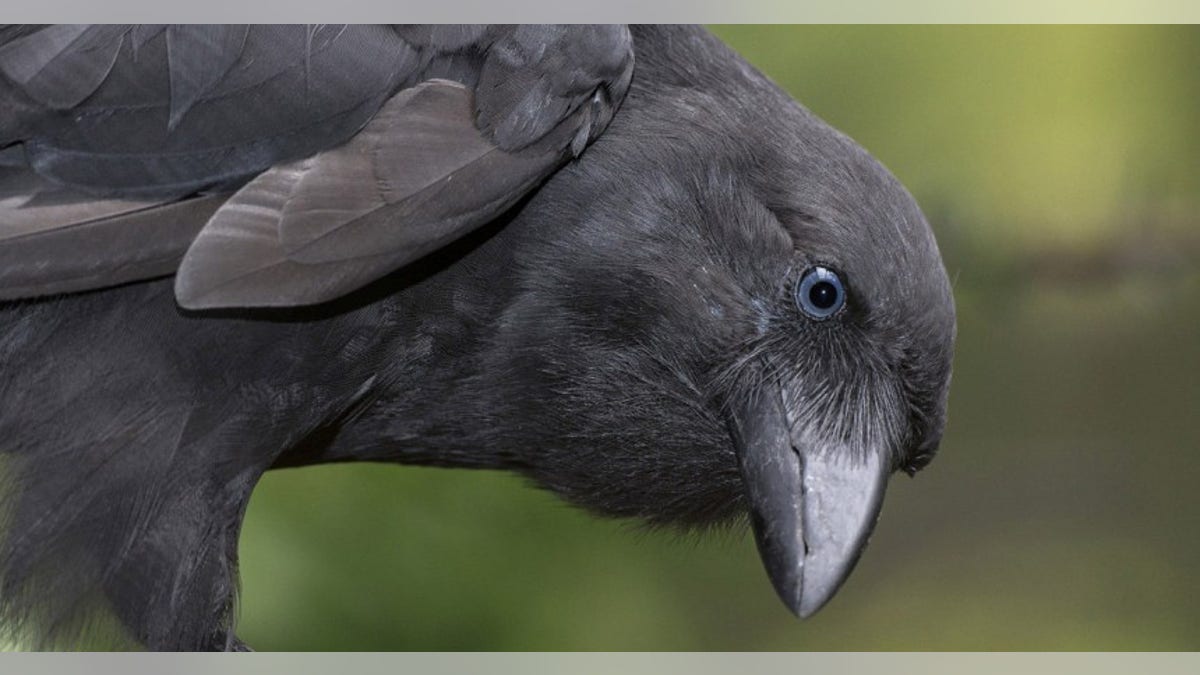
{"left": 0, "top": 25, "right": 956, "bottom": 650}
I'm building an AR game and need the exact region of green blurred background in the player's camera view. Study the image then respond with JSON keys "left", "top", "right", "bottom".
{"left": 236, "top": 26, "right": 1200, "bottom": 650}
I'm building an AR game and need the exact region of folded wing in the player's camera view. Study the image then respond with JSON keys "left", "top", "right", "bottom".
{"left": 0, "top": 24, "right": 634, "bottom": 308}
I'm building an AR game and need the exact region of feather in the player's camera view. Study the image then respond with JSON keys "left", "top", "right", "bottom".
{"left": 172, "top": 156, "right": 399, "bottom": 309}
{"left": 165, "top": 25, "right": 249, "bottom": 130}
{"left": 174, "top": 80, "right": 561, "bottom": 309}
{"left": 0, "top": 25, "right": 128, "bottom": 109}
{"left": 476, "top": 25, "right": 633, "bottom": 151}
{"left": 0, "top": 167, "right": 225, "bottom": 300}
{"left": 0, "top": 24, "right": 635, "bottom": 307}
{"left": 279, "top": 79, "right": 559, "bottom": 263}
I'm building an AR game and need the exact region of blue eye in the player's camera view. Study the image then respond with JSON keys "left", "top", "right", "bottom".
{"left": 795, "top": 266, "right": 846, "bottom": 319}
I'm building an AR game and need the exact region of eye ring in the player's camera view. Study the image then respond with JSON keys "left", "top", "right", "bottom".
{"left": 795, "top": 265, "right": 846, "bottom": 320}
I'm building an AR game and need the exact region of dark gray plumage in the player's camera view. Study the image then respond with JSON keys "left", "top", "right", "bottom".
{"left": 0, "top": 25, "right": 956, "bottom": 650}
{"left": 0, "top": 24, "right": 633, "bottom": 307}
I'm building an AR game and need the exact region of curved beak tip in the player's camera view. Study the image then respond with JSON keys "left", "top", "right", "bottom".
{"left": 797, "top": 599, "right": 821, "bottom": 620}
{"left": 740, "top": 444, "right": 888, "bottom": 620}
{"left": 769, "top": 521, "right": 874, "bottom": 620}
{"left": 732, "top": 388, "right": 890, "bottom": 620}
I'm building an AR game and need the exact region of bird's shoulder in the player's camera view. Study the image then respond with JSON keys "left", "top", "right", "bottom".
{"left": 0, "top": 24, "right": 635, "bottom": 308}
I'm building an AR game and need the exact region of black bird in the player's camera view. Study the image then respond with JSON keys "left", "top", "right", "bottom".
{"left": 0, "top": 25, "right": 956, "bottom": 650}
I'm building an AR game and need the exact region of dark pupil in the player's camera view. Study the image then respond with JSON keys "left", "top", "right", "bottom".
{"left": 808, "top": 281, "right": 838, "bottom": 310}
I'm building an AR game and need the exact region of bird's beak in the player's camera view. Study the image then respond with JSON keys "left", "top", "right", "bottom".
{"left": 730, "top": 385, "right": 889, "bottom": 618}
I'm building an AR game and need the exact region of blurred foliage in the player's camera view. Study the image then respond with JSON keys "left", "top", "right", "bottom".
{"left": 717, "top": 26, "right": 1200, "bottom": 249}
{"left": 235, "top": 26, "right": 1200, "bottom": 650}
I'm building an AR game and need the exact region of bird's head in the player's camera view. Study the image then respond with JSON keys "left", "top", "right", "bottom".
{"left": 472, "top": 40, "right": 955, "bottom": 618}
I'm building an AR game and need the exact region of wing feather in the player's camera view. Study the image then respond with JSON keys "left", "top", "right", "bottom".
{"left": 0, "top": 25, "right": 636, "bottom": 307}
{"left": 173, "top": 158, "right": 399, "bottom": 308}
{"left": 0, "top": 24, "right": 128, "bottom": 109}
{"left": 279, "top": 79, "right": 558, "bottom": 263}
{"left": 0, "top": 167, "right": 224, "bottom": 301}
{"left": 174, "top": 80, "right": 561, "bottom": 309}
{"left": 165, "top": 25, "right": 249, "bottom": 130}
